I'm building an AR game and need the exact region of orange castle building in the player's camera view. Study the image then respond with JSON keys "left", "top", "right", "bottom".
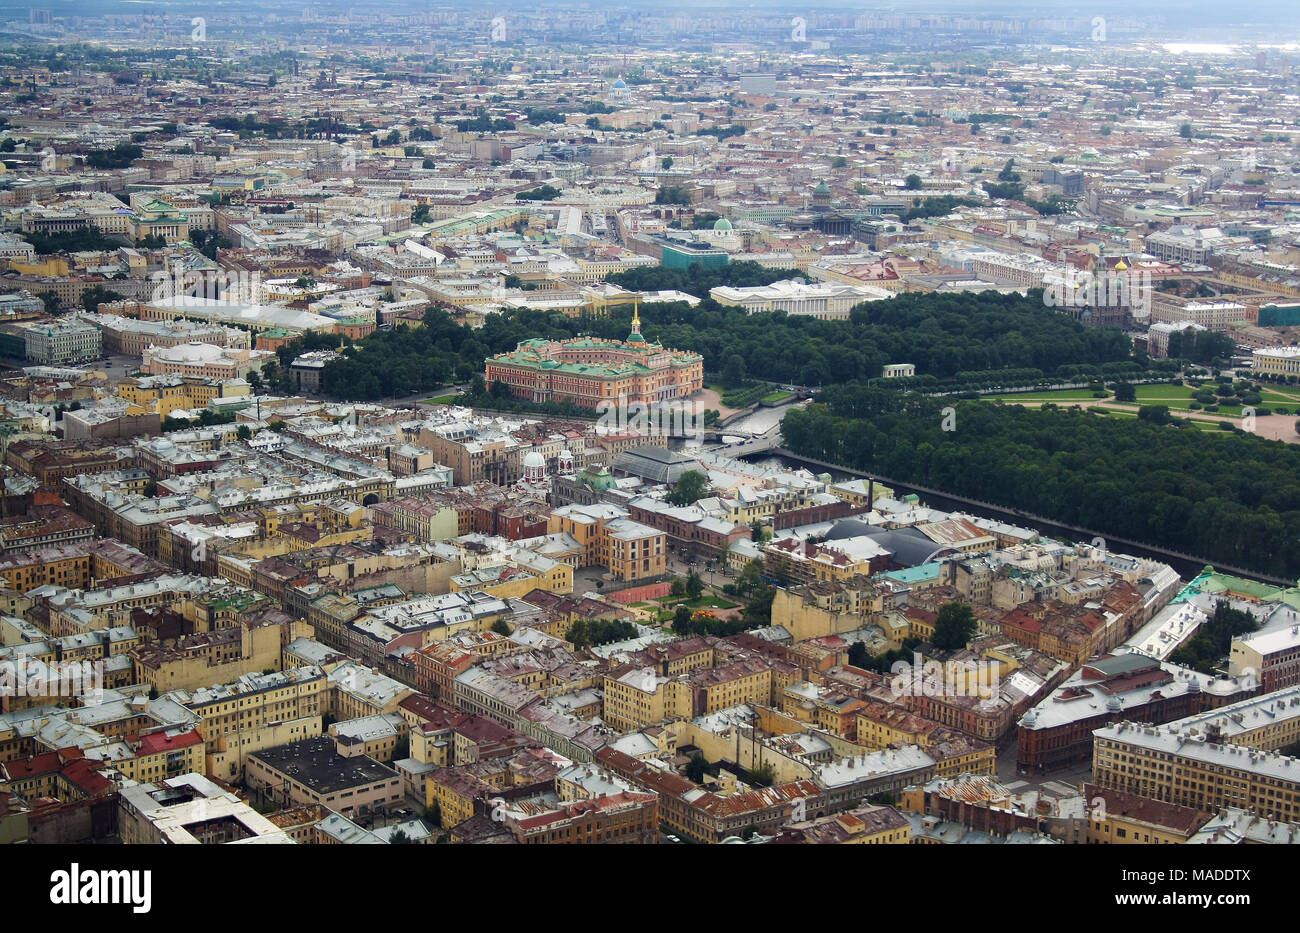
{"left": 484, "top": 308, "right": 703, "bottom": 409}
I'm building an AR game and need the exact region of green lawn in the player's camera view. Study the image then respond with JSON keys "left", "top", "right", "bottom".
{"left": 988, "top": 384, "right": 1285, "bottom": 420}
{"left": 421, "top": 393, "right": 462, "bottom": 405}
{"left": 683, "top": 595, "right": 739, "bottom": 610}
{"left": 1093, "top": 404, "right": 1245, "bottom": 430}
{"left": 1132, "top": 385, "right": 1259, "bottom": 417}
{"left": 653, "top": 593, "right": 739, "bottom": 610}
{"left": 985, "top": 389, "right": 1106, "bottom": 402}
{"left": 761, "top": 390, "right": 794, "bottom": 404}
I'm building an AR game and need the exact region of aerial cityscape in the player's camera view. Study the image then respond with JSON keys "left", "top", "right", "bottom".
{"left": 0, "top": 0, "right": 1296, "bottom": 882}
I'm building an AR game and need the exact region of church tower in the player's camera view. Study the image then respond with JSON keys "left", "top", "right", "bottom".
{"left": 627, "top": 301, "right": 646, "bottom": 345}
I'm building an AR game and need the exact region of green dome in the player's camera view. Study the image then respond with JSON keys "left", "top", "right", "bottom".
{"left": 713, "top": 217, "right": 733, "bottom": 230}
{"left": 814, "top": 180, "right": 831, "bottom": 195}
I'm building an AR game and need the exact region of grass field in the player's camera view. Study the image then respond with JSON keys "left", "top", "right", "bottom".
{"left": 1131, "top": 384, "right": 1294, "bottom": 418}
{"left": 683, "top": 595, "right": 738, "bottom": 610}
{"left": 987, "top": 383, "right": 1300, "bottom": 419}
{"left": 654, "top": 594, "right": 740, "bottom": 610}
{"left": 985, "top": 388, "right": 1104, "bottom": 402}
{"left": 421, "top": 394, "right": 462, "bottom": 405}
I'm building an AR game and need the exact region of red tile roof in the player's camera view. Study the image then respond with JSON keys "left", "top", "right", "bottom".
{"left": 133, "top": 729, "right": 203, "bottom": 756}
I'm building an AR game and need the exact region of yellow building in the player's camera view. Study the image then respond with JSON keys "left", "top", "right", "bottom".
{"left": 857, "top": 704, "right": 932, "bottom": 751}
{"left": 168, "top": 667, "right": 327, "bottom": 781}
{"left": 929, "top": 739, "right": 997, "bottom": 778}
{"left": 602, "top": 668, "right": 690, "bottom": 733}
{"left": 507, "top": 551, "right": 574, "bottom": 595}
{"left": 132, "top": 621, "right": 285, "bottom": 694}
{"left": 273, "top": 522, "right": 372, "bottom": 554}
{"left": 692, "top": 661, "right": 773, "bottom": 717}
{"left": 764, "top": 538, "right": 886, "bottom": 587}
{"left": 330, "top": 712, "right": 406, "bottom": 762}
{"left": 1083, "top": 784, "right": 1203, "bottom": 845}
{"left": 448, "top": 561, "right": 571, "bottom": 600}
{"left": 327, "top": 662, "right": 413, "bottom": 721}
{"left": 117, "top": 375, "right": 250, "bottom": 417}
{"left": 599, "top": 519, "right": 666, "bottom": 581}
{"left": 113, "top": 728, "right": 207, "bottom": 784}
{"left": 426, "top": 767, "right": 500, "bottom": 826}
{"left": 1093, "top": 720, "right": 1300, "bottom": 820}
{"left": 8, "top": 257, "right": 69, "bottom": 277}
{"left": 128, "top": 199, "right": 190, "bottom": 244}
{"left": 828, "top": 479, "right": 892, "bottom": 508}
{"left": 782, "top": 805, "right": 911, "bottom": 844}
{"left": 208, "top": 718, "right": 321, "bottom": 782}
{"left": 637, "top": 637, "right": 717, "bottom": 678}
{"left": 548, "top": 505, "right": 666, "bottom": 582}
{"left": 769, "top": 579, "right": 888, "bottom": 642}
{"left": 0, "top": 546, "right": 90, "bottom": 593}
{"left": 1251, "top": 346, "right": 1300, "bottom": 378}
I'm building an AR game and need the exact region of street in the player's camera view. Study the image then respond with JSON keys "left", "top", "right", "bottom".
{"left": 996, "top": 741, "right": 1092, "bottom": 799}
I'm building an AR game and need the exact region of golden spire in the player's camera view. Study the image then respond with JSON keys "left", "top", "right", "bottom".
{"left": 627, "top": 299, "right": 644, "bottom": 343}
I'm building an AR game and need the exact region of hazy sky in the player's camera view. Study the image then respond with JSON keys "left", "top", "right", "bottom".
{"left": 2, "top": 0, "right": 1297, "bottom": 42}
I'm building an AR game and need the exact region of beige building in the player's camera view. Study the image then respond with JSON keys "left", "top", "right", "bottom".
{"left": 1093, "top": 690, "right": 1300, "bottom": 820}
{"left": 132, "top": 620, "right": 287, "bottom": 693}
{"left": 119, "top": 772, "right": 292, "bottom": 844}
{"left": 167, "top": 666, "right": 327, "bottom": 781}
{"left": 1252, "top": 345, "right": 1300, "bottom": 378}
{"left": 548, "top": 503, "right": 666, "bottom": 582}
{"left": 245, "top": 735, "right": 403, "bottom": 819}
{"left": 1081, "top": 784, "right": 1204, "bottom": 845}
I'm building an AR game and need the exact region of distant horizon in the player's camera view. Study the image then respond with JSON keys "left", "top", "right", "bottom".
{"left": 2, "top": 0, "right": 1298, "bottom": 25}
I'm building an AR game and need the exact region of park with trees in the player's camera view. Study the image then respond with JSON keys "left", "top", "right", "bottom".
{"left": 782, "top": 385, "right": 1300, "bottom": 578}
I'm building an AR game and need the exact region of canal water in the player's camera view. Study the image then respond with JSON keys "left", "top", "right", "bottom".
{"left": 673, "top": 407, "right": 1267, "bottom": 584}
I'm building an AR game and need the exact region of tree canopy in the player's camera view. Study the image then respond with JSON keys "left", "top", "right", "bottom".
{"left": 668, "top": 470, "right": 710, "bottom": 506}
{"left": 566, "top": 618, "right": 639, "bottom": 649}
{"left": 782, "top": 386, "right": 1300, "bottom": 577}
{"left": 932, "top": 602, "right": 978, "bottom": 650}
{"left": 279, "top": 287, "right": 1137, "bottom": 408}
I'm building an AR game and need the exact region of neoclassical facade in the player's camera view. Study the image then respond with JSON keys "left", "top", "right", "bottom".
{"left": 485, "top": 310, "right": 703, "bottom": 409}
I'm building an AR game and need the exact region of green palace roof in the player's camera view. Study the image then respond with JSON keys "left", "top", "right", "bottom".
{"left": 1171, "top": 568, "right": 1300, "bottom": 610}
{"left": 490, "top": 335, "right": 701, "bottom": 378}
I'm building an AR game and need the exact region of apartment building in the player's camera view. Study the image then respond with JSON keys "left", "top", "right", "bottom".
{"left": 1149, "top": 297, "right": 1247, "bottom": 331}
{"left": 505, "top": 791, "right": 660, "bottom": 844}
{"left": 1017, "top": 652, "right": 1256, "bottom": 773}
{"left": 245, "top": 735, "right": 402, "bottom": 818}
{"left": 548, "top": 502, "right": 666, "bottom": 582}
{"left": 1230, "top": 625, "right": 1300, "bottom": 692}
{"left": 167, "top": 666, "right": 327, "bottom": 781}
{"left": 1092, "top": 687, "right": 1300, "bottom": 818}
{"left": 119, "top": 772, "right": 292, "bottom": 844}
{"left": 1080, "top": 783, "right": 1204, "bottom": 845}
{"left": 1093, "top": 720, "right": 1300, "bottom": 820}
